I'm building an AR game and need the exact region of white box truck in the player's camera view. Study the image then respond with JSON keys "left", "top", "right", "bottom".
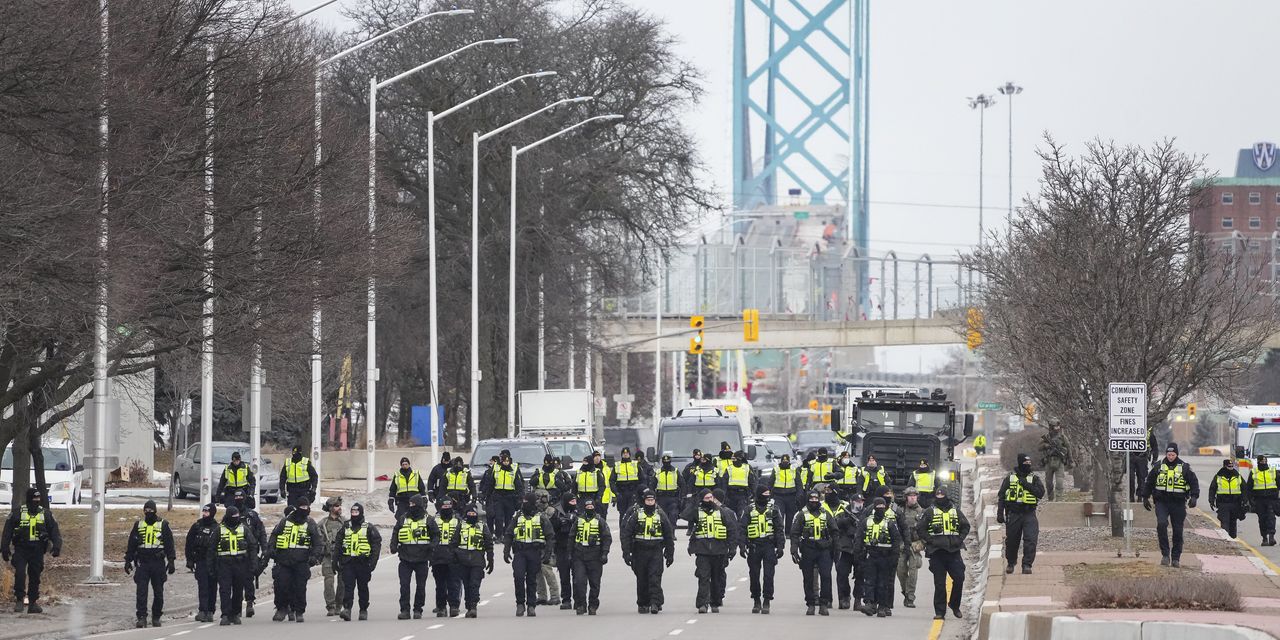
{"left": 518, "top": 389, "right": 596, "bottom": 476}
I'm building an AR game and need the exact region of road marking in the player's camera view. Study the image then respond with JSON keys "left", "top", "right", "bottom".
{"left": 686, "top": 619, "right": 697, "bottom": 624}
{"left": 737, "top": 577, "right": 747, "bottom": 582}
{"left": 198, "top": 624, "right": 213, "bottom": 629}
{"left": 173, "top": 633, "right": 191, "bottom": 637}
{"left": 492, "top": 592, "right": 504, "bottom": 597}
{"left": 669, "top": 630, "right": 683, "bottom": 636}
{"left": 1196, "top": 507, "right": 1280, "bottom": 575}
{"left": 927, "top": 575, "right": 953, "bottom": 640}
{"left": 479, "top": 600, "right": 490, "bottom": 607}
{"left": 398, "top": 636, "right": 415, "bottom": 640}
{"left": 428, "top": 624, "right": 444, "bottom": 630}
{"left": 726, "top": 586, "right": 737, "bottom": 591}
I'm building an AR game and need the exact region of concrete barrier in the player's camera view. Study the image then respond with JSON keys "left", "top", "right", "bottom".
{"left": 1140, "top": 622, "right": 1274, "bottom": 640}
{"left": 988, "top": 612, "right": 1029, "bottom": 640}
{"left": 990, "top": 614, "right": 1278, "bottom": 640}
{"left": 1051, "top": 618, "right": 1143, "bottom": 640}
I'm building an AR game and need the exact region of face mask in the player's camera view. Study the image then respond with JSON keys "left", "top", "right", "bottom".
{"left": 226, "top": 516, "right": 242, "bottom": 528}
{"left": 756, "top": 496, "right": 770, "bottom": 508}
{"left": 825, "top": 493, "right": 839, "bottom": 506}
{"left": 522, "top": 503, "right": 537, "bottom": 516}
{"left": 466, "top": 513, "right": 479, "bottom": 524}
{"left": 874, "top": 508, "right": 886, "bottom": 521}
{"left": 643, "top": 502, "right": 656, "bottom": 515}
{"left": 701, "top": 502, "right": 716, "bottom": 512}
{"left": 720, "top": 451, "right": 732, "bottom": 459}
{"left": 409, "top": 502, "right": 425, "bottom": 517}
{"left": 1261, "top": 461, "right": 1271, "bottom": 471}
{"left": 935, "top": 497, "right": 951, "bottom": 509}
{"left": 201, "top": 510, "right": 213, "bottom": 522}
{"left": 291, "top": 508, "right": 310, "bottom": 523}
{"left": 544, "top": 464, "right": 555, "bottom": 472}
{"left": 623, "top": 455, "right": 631, "bottom": 461}
{"left": 439, "top": 508, "right": 454, "bottom": 520}
{"left": 292, "top": 452, "right": 302, "bottom": 462}
{"left": 817, "top": 453, "right": 828, "bottom": 462}
{"left": 1019, "top": 463, "right": 1032, "bottom": 474}
{"left": 566, "top": 502, "right": 577, "bottom": 513}
{"left": 662, "top": 461, "right": 673, "bottom": 469}
{"left": 779, "top": 461, "right": 790, "bottom": 469}
{"left": 701, "top": 460, "right": 715, "bottom": 469}
{"left": 807, "top": 501, "right": 821, "bottom": 512}
{"left": 401, "top": 467, "right": 412, "bottom": 475}
{"left": 144, "top": 511, "right": 158, "bottom": 524}
{"left": 452, "top": 463, "right": 463, "bottom": 471}
{"left": 584, "top": 508, "right": 596, "bottom": 519}
{"left": 349, "top": 511, "right": 364, "bottom": 527}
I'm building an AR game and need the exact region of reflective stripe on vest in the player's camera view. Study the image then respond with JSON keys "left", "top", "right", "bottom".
{"left": 809, "top": 460, "right": 834, "bottom": 483}
{"left": 1254, "top": 468, "right": 1278, "bottom": 491}
{"left": 746, "top": 508, "right": 774, "bottom": 539}
{"left": 695, "top": 510, "right": 728, "bottom": 540}
{"left": 493, "top": 467, "right": 517, "bottom": 491}
{"left": 285, "top": 458, "right": 312, "bottom": 484}
{"left": 137, "top": 520, "right": 164, "bottom": 549}
{"left": 863, "top": 516, "right": 892, "bottom": 547}
{"left": 343, "top": 523, "right": 371, "bottom": 557}
{"left": 914, "top": 471, "right": 936, "bottom": 493}
{"left": 459, "top": 523, "right": 485, "bottom": 551}
{"left": 1006, "top": 473, "right": 1040, "bottom": 504}
{"left": 218, "top": 524, "right": 246, "bottom": 556}
{"left": 801, "top": 511, "right": 826, "bottom": 540}
{"left": 616, "top": 461, "right": 640, "bottom": 482}
{"left": 447, "top": 470, "right": 470, "bottom": 491}
{"left": 535, "top": 470, "right": 558, "bottom": 490}
{"left": 17, "top": 507, "right": 44, "bottom": 542}
{"left": 930, "top": 507, "right": 959, "bottom": 536}
{"left": 693, "top": 468, "right": 718, "bottom": 487}
{"left": 635, "top": 512, "right": 664, "bottom": 541}
{"left": 861, "top": 468, "right": 886, "bottom": 492}
{"left": 437, "top": 517, "right": 458, "bottom": 543}
{"left": 773, "top": 467, "right": 795, "bottom": 489}
{"left": 656, "top": 470, "right": 679, "bottom": 492}
{"left": 835, "top": 465, "right": 858, "bottom": 486}
{"left": 575, "top": 517, "right": 601, "bottom": 546}
{"left": 1155, "top": 465, "right": 1188, "bottom": 494}
{"left": 1216, "top": 474, "right": 1242, "bottom": 495}
{"left": 513, "top": 515, "right": 544, "bottom": 544}
{"left": 277, "top": 521, "right": 312, "bottom": 549}
{"left": 223, "top": 465, "right": 249, "bottom": 488}
{"left": 398, "top": 517, "right": 432, "bottom": 545}
{"left": 822, "top": 501, "right": 847, "bottom": 517}
{"left": 717, "top": 457, "right": 733, "bottom": 474}
{"left": 727, "top": 465, "right": 750, "bottom": 488}
{"left": 394, "top": 471, "right": 421, "bottom": 495}
{"left": 577, "top": 471, "right": 599, "bottom": 493}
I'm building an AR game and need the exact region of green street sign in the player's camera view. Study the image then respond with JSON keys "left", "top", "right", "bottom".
{"left": 977, "top": 402, "right": 1003, "bottom": 411}
{"left": 793, "top": 210, "right": 810, "bottom": 220}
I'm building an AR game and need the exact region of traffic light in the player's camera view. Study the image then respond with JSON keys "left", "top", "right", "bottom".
{"left": 808, "top": 398, "right": 819, "bottom": 411}
{"left": 966, "top": 307, "right": 983, "bottom": 351}
{"left": 689, "top": 316, "right": 704, "bottom": 355}
{"left": 743, "top": 309, "right": 760, "bottom": 342}
{"left": 1188, "top": 403, "right": 1197, "bottom": 420}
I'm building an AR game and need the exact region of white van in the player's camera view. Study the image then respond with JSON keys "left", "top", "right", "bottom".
{"left": 0, "top": 438, "right": 85, "bottom": 505}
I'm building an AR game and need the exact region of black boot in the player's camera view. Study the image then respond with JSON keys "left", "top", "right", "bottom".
{"left": 273, "top": 610, "right": 287, "bottom": 622}
{"left": 136, "top": 617, "right": 146, "bottom": 628}
{"left": 245, "top": 602, "right": 254, "bottom": 618}
{"left": 528, "top": 605, "right": 536, "bottom": 617}
{"left": 516, "top": 603, "right": 526, "bottom": 617}
{"left": 151, "top": 616, "right": 161, "bottom": 627}
{"left": 751, "top": 598, "right": 761, "bottom": 614}
{"left": 398, "top": 610, "right": 410, "bottom": 620}
{"left": 805, "top": 605, "right": 815, "bottom": 616}
{"left": 761, "top": 600, "right": 770, "bottom": 615}
{"left": 358, "top": 610, "right": 368, "bottom": 621}
{"left": 339, "top": 608, "right": 351, "bottom": 621}
{"left": 25, "top": 603, "right": 41, "bottom": 614}
{"left": 220, "top": 616, "right": 232, "bottom": 626}
{"left": 561, "top": 601, "right": 573, "bottom": 610}
{"left": 465, "top": 609, "right": 478, "bottom": 618}
{"left": 295, "top": 614, "right": 304, "bottom": 623}
{"left": 449, "top": 606, "right": 460, "bottom": 617}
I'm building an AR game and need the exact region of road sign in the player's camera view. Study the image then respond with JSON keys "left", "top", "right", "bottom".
{"left": 1108, "top": 382, "right": 1147, "bottom": 452}
{"left": 977, "top": 402, "right": 1003, "bottom": 411}
{"left": 594, "top": 397, "right": 607, "bottom": 417}
{"left": 616, "top": 401, "right": 632, "bottom": 422}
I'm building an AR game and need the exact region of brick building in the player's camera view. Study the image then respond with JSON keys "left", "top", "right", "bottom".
{"left": 1189, "top": 143, "right": 1280, "bottom": 291}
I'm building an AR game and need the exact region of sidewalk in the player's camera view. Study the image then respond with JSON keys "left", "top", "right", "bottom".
{"left": 973, "top": 455, "right": 1280, "bottom": 639}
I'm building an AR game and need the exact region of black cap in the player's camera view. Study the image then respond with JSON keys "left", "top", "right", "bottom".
{"left": 544, "top": 454, "right": 556, "bottom": 464}
{"left": 294, "top": 495, "right": 310, "bottom": 508}
{"left": 1017, "top": 453, "right": 1031, "bottom": 465}
{"left": 231, "top": 451, "right": 241, "bottom": 460}
{"left": 225, "top": 506, "right": 241, "bottom": 518}
{"left": 662, "top": 454, "right": 672, "bottom": 462}
{"left": 400, "top": 457, "right": 411, "bottom": 465}
{"left": 143, "top": 499, "right": 157, "bottom": 512}
{"left": 872, "top": 497, "right": 887, "bottom": 508}
{"left": 641, "top": 488, "right": 656, "bottom": 499}
{"left": 1167, "top": 443, "right": 1179, "bottom": 454}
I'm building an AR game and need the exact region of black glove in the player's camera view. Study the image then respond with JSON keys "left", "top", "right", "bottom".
{"left": 622, "top": 551, "right": 632, "bottom": 566}
{"left": 186, "top": 560, "right": 195, "bottom": 571}
{"left": 388, "top": 498, "right": 397, "bottom": 512}
{"left": 996, "top": 512, "right": 1005, "bottom": 525}
{"left": 486, "top": 558, "right": 494, "bottom": 574}
{"left": 542, "top": 551, "right": 552, "bottom": 565}
{"left": 504, "top": 547, "right": 512, "bottom": 564}
{"left": 1188, "top": 497, "right": 1197, "bottom": 509}
{"left": 50, "top": 549, "right": 59, "bottom": 558}
{"left": 390, "top": 541, "right": 399, "bottom": 555}
{"left": 665, "top": 554, "right": 674, "bottom": 568}
{"left": 1209, "top": 501, "right": 1217, "bottom": 512}
{"left": 790, "top": 549, "right": 801, "bottom": 565}
{"left": 776, "top": 547, "right": 785, "bottom": 560}
{"left": 1143, "top": 497, "right": 1152, "bottom": 511}
{"left": 727, "top": 548, "right": 736, "bottom": 561}
{"left": 1, "top": 548, "right": 9, "bottom": 562}
{"left": 739, "top": 546, "right": 748, "bottom": 558}
{"left": 167, "top": 559, "right": 176, "bottom": 575}
{"left": 124, "top": 561, "right": 133, "bottom": 576}
{"left": 600, "top": 554, "right": 609, "bottom": 565}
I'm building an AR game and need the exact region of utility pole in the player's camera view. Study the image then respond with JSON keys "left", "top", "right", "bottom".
{"left": 968, "top": 93, "right": 996, "bottom": 246}
{"left": 997, "top": 82, "right": 1023, "bottom": 235}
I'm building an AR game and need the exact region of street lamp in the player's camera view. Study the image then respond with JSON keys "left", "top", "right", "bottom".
{"left": 425, "top": 70, "right": 557, "bottom": 462}
{"left": 967, "top": 93, "right": 996, "bottom": 246}
{"left": 366, "top": 36, "right": 518, "bottom": 491}
{"left": 472, "top": 96, "right": 594, "bottom": 444}
{"left": 507, "top": 114, "right": 623, "bottom": 436}
{"left": 997, "top": 82, "right": 1023, "bottom": 235}
{"left": 310, "top": 6, "right": 472, "bottom": 498}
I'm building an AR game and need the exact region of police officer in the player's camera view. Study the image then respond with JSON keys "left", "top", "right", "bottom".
{"left": 2, "top": 488, "right": 61, "bottom": 614}
{"left": 653, "top": 455, "right": 684, "bottom": 528}
{"left": 576, "top": 454, "right": 607, "bottom": 507}
{"left": 689, "top": 489, "right": 738, "bottom": 613}
{"left": 833, "top": 453, "right": 860, "bottom": 501}
{"left": 186, "top": 503, "right": 220, "bottom": 622}
{"left": 1041, "top": 424, "right": 1072, "bottom": 501}
{"left": 973, "top": 433, "right": 987, "bottom": 455}
{"left": 391, "top": 494, "right": 438, "bottom": 620}
{"left": 908, "top": 459, "right": 938, "bottom": 509}
{"left": 614, "top": 447, "right": 647, "bottom": 516}
{"left": 997, "top": 453, "right": 1045, "bottom": 574}
{"left": 687, "top": 453, "right": 723, "bottom": 502}
{"left": 318, "top": 497, "right": 346, "bottom": 616}
{"left": 681, "top": 449, "right": 705, "bottom": 488}
{"left": 125, "top": 500, "right": 176, "bottom": 628}
{"left": 568, "top": 499, "right": 611, "bottom": 615}
{"left": 724, "top": 451, "right": 756, "bottom": 514}
{"left": 217, "top": 452, "right": 255, "bottom": 506}
{"left": 455, "top": 502, "right": 495, "bottom": 618}
{"left": 897, "top": 487, "right": 926, "bottom": 608}
{"left": 804, "top": 448, "right": 835, "bottom": 490}
{"left": 1209, "top": 459, "right": 1246, "bottom": 539}
{"left": 822, "top": 484, "right": 856, "bottom": 610}
{"left": 481, "top": 452, "right": 524, "bottom": 534}
{"left": 552, "top": 493, "right": 579, "bottom": 610}
{"left": 280, "top": 445, "right": 319, "bottom": 506}
{"left": 854, "top": 497, "right": 900, "bottom": 617}
{"left": 389, "top": 457, "right": 426, "bottom": 518}
{"left": 1142, "top": 443, "right": 1200, "bottom": 567}
{"left": 790, "top": 489, "right": 834, "bottom": 616}
{"left": 211, "top": 506, "right": 258, "bottom": 626}
{"left": 267, "top": 497, "right": 322, "bottom": 622}
{"left": 771, "top": 454, "right": 800, "bottom": 530}
{"left": 229, "top": 490, "right": 266, "bottom": 617}
{"left": 442, "top": 457, "right": 473, "bottom": 505}
{"left": 860, "top": 455, "right": 887, "bottom": 497}
{"left": 505, "top": 493, "right": 553, "bottom": 617}
{"left": 426, "top": 452, "right": 453, "bottom": 501}
{"left": 431, "top": 497, "right": 464, "bottom": 617}
{"left": 739, "top": 485, "right": 784, "bottom": 614}
{"left": 918, "top": 485, "right": 969, "bottom": 621}
{"left": 1247, "top": 454, "right": 1278, "bottom": 545}
{"left": 621, "top": 489, "right": 675, "bottom": 614}
{"left": 533, "top": 454, "right": 570, "bottom": 501}
{"left": 532, "top": 489, "right": 560, "bottom": 607}
{"left": 596, "top": 452, "right": 615, "bottom": 518}
{"left": 333, "top": 503, "right": 382, "bottom": 621}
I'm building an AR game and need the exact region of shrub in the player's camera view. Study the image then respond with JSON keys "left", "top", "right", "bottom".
{"left": 125, "top": 458, "right": 151, "bottom": 484}
{"left": 1069, "top": 576, "right": 1241, "bottom": 611}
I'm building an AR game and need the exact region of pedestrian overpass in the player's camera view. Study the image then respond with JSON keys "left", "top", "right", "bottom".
{"left": 597, "top": 315, "right": 961, "bottom": 352}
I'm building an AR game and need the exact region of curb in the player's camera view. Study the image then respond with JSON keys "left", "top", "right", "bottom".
{"left": 968, "top": 459, "right": 994, "bottom": 640}
{"left": 987, "top": 612, "right": 1276, "bottom": 640}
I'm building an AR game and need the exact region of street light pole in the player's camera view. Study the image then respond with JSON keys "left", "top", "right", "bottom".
{"left": 472, "top": 96, "right": 595, "bottom": 443}
{"left": 997, "top": 82, "right": 1023, "bottom": 235}
{"left": 968, "top": 93, "right": 996, "bottom": 246}
{"left": 89, "top": 0, "right": 110, "bottom": 583}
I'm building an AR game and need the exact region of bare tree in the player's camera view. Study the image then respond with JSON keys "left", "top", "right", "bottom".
{"left": 965, "top": 138, "right": 1280, "bottom": 536}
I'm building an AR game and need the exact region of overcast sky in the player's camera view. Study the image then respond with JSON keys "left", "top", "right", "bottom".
{"left": 296, "top": 0, "right": 1279, "bottom": 372}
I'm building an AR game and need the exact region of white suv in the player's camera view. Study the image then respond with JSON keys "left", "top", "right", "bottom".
{"left": 0, "top": 438, "right": 85, "bottom": 505}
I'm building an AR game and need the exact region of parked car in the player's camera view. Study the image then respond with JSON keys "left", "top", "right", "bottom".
{"left": 468, "top": 439, "right": 553, "bottom": 482}
{"left": 172, "top": 441, "right": 280, "bottom": 503}
{"left": 0, "top": 438, "right": 84, "bottom": 505}
{"left": 793, "top": 429, "right": 840, "bottom": 459}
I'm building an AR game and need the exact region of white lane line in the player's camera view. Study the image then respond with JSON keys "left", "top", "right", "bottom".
{"left": 398, "top": 636, "right": 415, "bottom": 640}
{"left": 686, "top": 618, "right": 698, "bottom": 624}
{"left": 492, "top": 592, "right": 504, "bottom": 597}
{"left": 428, "top": 624, "right": 444, "bottom": 630}
{"left": 173, "top": 633, "right": 191, "bottom": 637}
{"left": 726, "top": 586, "right": 737, "bottom": 591}
{"left": 669, "top": 630, "right": 684, "bottom": 636}
{"left": 198, "top": 624, "right": 213, "bottom": 629}
{"left": 737, "top": 577, "right": 747, "bottom": 582}
{"left": 479, "top": 600, "right": 490, "bottom": 607}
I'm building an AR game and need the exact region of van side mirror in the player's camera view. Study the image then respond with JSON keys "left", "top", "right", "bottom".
{"left": 747, "top": 445, "right": 758, "bottom": 461}
{"left": 1236, "top": 445, "right": 1247, "bottom": 459}
{"left": 646, "top": 446, "right": 656, "bottom": 460}
{"left": 74, "top": 464, "right": 85, "bottom": 473}
{"left": 963, "top": 414, "right": 975, "bottom": 438}
{"left": 830, "top": 408, "right": 842, "bottom": 432}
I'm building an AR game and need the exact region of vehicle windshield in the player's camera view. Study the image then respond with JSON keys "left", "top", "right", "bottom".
{"left": 795, "top": 431, "right": 835, "bottom": 444}
{"left": 472, "top": 443, "right": 547, "bottom": 469}
{"left": 1254, "top": 432, "right": 1280, "bottom": 458}
{"left": 547, "top": 440, "right": 593, "bottom": 461}
{"left": 1, "top": 447, "right": 72, "bottom": 471}
{"left": 212, "top": 446, "right": 248, "bottom": 465}
{"left": 904, "top": 411, "right": 948, "bottom": 430}
{"left": 858, "top": 408, "right": 948, "bottom": 431}
{"left": 761, "top": 440, "right": 790, "bottom": 457}
{"left": 659, "top": 425, "right": 742, "bottom": 457}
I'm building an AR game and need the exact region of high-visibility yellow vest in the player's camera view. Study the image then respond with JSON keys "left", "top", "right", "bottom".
{"left": 863, "top": 516, "right": 892, "bottom": 547}
{"left": 717, "top": 457, "right": 733, "bottom": 474}
{"left": 577, "top": 470, "right": 600, "bottom": 493}
{"left": 600, "top": 464, "right": 614, "bottom": 504}
{"left": 656, "top": 470, "right": 679, "bottom": 492}
{"left": 342, "top": 523, "right": 371, "bottom": 556}
{"left": 800, "top": 511, "right": 827, "bottom": 540}
{"left": 437, "top": 517, "right": 458, "bottom": 543}
{"left": 695, "top": 509, "right": 728, "bottom": 540}
{"left": 397, "top": 517, "right": 431, "bottom": 545}
{"left": 974, "top": 435, "right": 987, "bottom": 448}
{"left": 223, "top": 465, "right": 249, "bottom": 488}
{"left": 727, "top": 464, "right": 750, "bottom": 488}
{"left": 861, "top": 467, "right": 886, "bottom": 492}
{"left": 930, "top": 507, "right": 959, "bottom": 536}
{"left": 493, "top": 466, "right": 517, "bottom": 491}
{"left": 276, "top": 520, "right": 312, "bottom": 549}
{"left": 16, "top": 507, "right": 45, "bottom": 542}
{"left": 1155, "top": 465, "right": 1188, "bottom": 494}
{"left": 693, "top": 467, "right": 719, "bottom": 487}
{"left": 616, "top": 461, "right": 640, "bottom": 482}
{"left": 512, "top": 514, "right": 544, "bottom": 544}
{"left": 459, "top": 522, "right": 486, "bottom": 551}
{"left": 1216, "top": 474, "right": 1243, "bottom": 496}
{"left": 808, "top": 460, "right": 834, "bottom": 484}
{"left": 746, "top": 507, "right": 774, "bottom": 540}
{"left": 1005, "top": 473, "right": 1040, "bottom": 504}
{"left": 137, "top": 520, "right": 164, "bottom": 549}
{"left": 773, "top": 467, "right": 796, "bottom": 489}
{"left": 575, "top": 517, "right": 601, "bottom": 546}
{"left": 1254, "top": 468, "right": 1278, "bottom": 491}
{"left": 822, "top": 500, "right": 847, "bottom": 517}
{"left": 285, "top": 458, "right": 312, "bottom": 484}
{"left": 834, "top": 465, "right": 858, "bottom": 486}
{"left": 394, "top": 471, "right": 422, "bottom": 495}
{"left": 534, "top": 470, "right": 558, "bottom": 490}
{"left": 218, "top": 524, "right": 246, "bottom": 556}
{"left": 447, "top": 470, "right": 470, "bottom": 491}
{"left": 635, "top": 512, "right": 664, "bottom": 541}
{"left": 914, "top": 470, "right": 936, "bottom": 493}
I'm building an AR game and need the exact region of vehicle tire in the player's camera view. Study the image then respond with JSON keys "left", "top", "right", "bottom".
{"left": 173, "top": 475, "right": 188, "bottom": 500}
{"left": 264, "top": 495, "right": 278, "bottom": 504}
{"left": 946, "top": 479, "right": 962, "bottom": 505}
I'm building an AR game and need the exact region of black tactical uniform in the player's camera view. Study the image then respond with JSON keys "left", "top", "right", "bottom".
{"left": 853, "top": 498, "right": 901, "bottom": 617}
{"left": 452, "top": 503, "right": 494, "bottom": 618}
{"left": 1, "top": 488, "right": 62, "bottom": 614}
{"left": 738, "top": 486, "right": 785, "bottom": 614}
{"left": 790, "top": 491, "right": 834, "bottom": 616}
{"left": 267, "top": 498, "right": 323, "bottom": 622}
{"left": 209, "top": 506, "right": 259, "bottom": 625}
{"left": 124, "top": 500, "right": 176, "bottom": 627}
{"left": 333, "top": 502, "right": 382, "bottom": 621}
{"left": 390, "top": 495, "right": 439, "bottom": 619}
{"left": 431, "top": 498, "right": 464, "bottom": 617}
{"left": 620, "top": 489, "right": 676, "bottom": 614}
{"left": 567, "top": 500, "right": 611, "bottom": 615}
{"left": 185, "top": 503, "right": 220, "bottom": 622}
{"left": 504, "top": 494, "right": 553, "bottom": 616}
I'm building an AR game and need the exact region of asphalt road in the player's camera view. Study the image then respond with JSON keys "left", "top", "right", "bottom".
{"left": 84, "top": 511, "right": 951, "bottom": 640}
{"left": 1183, "top": 455, "right": 1280, "bottom": 571}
